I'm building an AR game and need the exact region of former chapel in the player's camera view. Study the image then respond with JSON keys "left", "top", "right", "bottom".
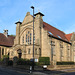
{"left": 0, "top": 11, "right": 75, "bottom": 65}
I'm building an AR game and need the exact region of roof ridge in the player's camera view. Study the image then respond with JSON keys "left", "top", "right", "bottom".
{"left": 65, "top": 33, "right": 72, "bottom": 35}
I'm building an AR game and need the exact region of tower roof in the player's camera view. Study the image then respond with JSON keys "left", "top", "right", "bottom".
{"left": 34, "top": 12, "right": 44, "bottom": 16}
{"left": 15, "top": 21, "right": 22, "bottom": 24}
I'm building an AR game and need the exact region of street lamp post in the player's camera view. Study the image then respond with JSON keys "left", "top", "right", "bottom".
{"left": 31, "top": 6, "right": 34, "bottom": 70}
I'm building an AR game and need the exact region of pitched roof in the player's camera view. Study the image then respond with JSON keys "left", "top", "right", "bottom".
{"left": 0, "top": 33, "right": 15, "bottom": 47}
{"left": 43, "top": 22, "right": 69, "bottom": 42}
{"left": 65, "top": 33, "right": 72, "bottom": 41}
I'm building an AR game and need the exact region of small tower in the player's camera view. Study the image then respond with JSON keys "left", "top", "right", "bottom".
{"left": 4, "top": 30, "right": 8, "bottom": 37}
{"left": 34, "top": 12, "right": 44, "bottom": 45}
{"left": 15, "top": 21, "right": 22, "bottom": 45}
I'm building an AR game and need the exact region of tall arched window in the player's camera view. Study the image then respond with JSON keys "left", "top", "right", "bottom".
{"left": 22, "top": 36, "right": 24, "bottom": 44}
{"left": 2, "top": 48, "right": 4, "bottom": 55}
{"left": 30, "top": 33, "right": 32, "bottom": 44}
{"left": 35, "top": 48, "right": 37, "bottom": 55}
{"left": 26, "top": 34, "right": 27, "bottom": 43}
{"left": 28, "top": 36, "right": 29, "bottom": 44}
{"left": 26, "top": 31, "right": 32, "bottom": 45}
{"left": 28, "top": 48, "right": 31, "bottom": 54}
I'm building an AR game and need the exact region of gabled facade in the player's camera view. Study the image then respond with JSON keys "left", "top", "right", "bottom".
{"left": 0, "top": 11, "right": 75, "bottom": 65}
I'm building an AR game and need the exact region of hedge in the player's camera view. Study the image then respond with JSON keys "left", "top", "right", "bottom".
{"left": 39, "top": 57, "right": 50, "bottom": 65}
{"left": 3, "top": 55, "right": 9, "bottom": 59}
{"left": 17, "top": 58, "right": 33, "bottom": 65}
{"left": 57, "top": 61, "right": 74, "bottom": 65}
{"left": 8, "top": 60, "right": 13, "bottom": 66}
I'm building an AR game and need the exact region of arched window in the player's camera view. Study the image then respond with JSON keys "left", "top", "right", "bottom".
{"left": 28, "top": 36, "right": 29, "bottom": 44}
{"left": 26, "top": 34, "right": 27, "bottom": 43}
{"left": 26, "top": 31, "right": 32, "bottom": 45}
{"left": 30, "top": 33, "right": 32, "bottom": 44}
{"left": 28, "top": 49, "right": 31, "bottom": 54}
{"left": 28, "top": 31, "right": 30, "bottom": 34}
{"left": 2, "top": 48, "right": 4, "bottom": 55}
{"left": 11, "top": 51, "right": 13, "bottom": 56}
{"left": 22, "top": 36, "right": 24, "bottom": 44}
{"left": 35, "top": 48, "right": 37, "bottom": 54}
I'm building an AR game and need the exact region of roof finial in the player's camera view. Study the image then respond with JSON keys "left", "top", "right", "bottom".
{"left": 19, "top": 19, "right": 20, "bottom": 22}
{"left": 38, "top": 9, "right": 40, "bottom": 12}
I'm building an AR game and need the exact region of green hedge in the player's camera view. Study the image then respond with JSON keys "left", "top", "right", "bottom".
{"left": 17, "top": 58, "right": 33, "bottom": 65}
{"left": 57, "top": 61, "right": 74, "bottom": 65}
{"left": 0, "top": 59, "right": 3, "bottom": 62}
{"left": 8, "top": 60, "right": 13, "bottom": 66}
{"left": 39, "top": 57, "right": 50, "bottom": 65}
{"left": 3, "top": 55, "right": 9, "bottom": 59}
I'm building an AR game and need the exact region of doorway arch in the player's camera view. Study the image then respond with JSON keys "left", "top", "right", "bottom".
{"left": 17, "top": 49, "right": 22, "bottom": 58}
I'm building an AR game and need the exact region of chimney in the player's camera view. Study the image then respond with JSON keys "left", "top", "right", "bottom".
{"left": 4, "top": 30, "right": 8, "bottom": 37}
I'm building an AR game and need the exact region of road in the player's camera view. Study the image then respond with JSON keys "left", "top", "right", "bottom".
{"left": 0, "top": 66, "right": 29, "bottom": 75}
{"left": 62, "top": 72, "right": 75, "bottom": 75}
{"left": 0, "top": 65, "right": 75, "bottom": 75}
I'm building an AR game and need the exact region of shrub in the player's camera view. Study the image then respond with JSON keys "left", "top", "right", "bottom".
{"left": 56, "top": 61, "right": 74, "bottom": 65}
{"left": 17, "top": 58, "right": 26, "bottom": 65}
{"left": 2, "top": 58, "right": 9, "bottom": 65}
{"left": 16, "top": 58, "right": 33, "bottom": 65}
{"left": 39, "top": 57, "right": 50, "bottom": 65}
{"left": 8, "top": 60, "right": 13, "bottom": 66}
{"left": 0, "top": 59, "right": 3, "bottom": 62}
{"left": 13, "top": 56, "right": 18, "bottom": 63}
{"left": 3, "top": 55, "right": 9, "bottom": 59}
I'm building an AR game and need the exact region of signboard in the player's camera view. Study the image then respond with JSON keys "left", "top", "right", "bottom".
{"left": 35, "top": 59, "right": 38, "bottom": 62}
{"left": 30, "top": 58, "right": 38, "bottom": 62}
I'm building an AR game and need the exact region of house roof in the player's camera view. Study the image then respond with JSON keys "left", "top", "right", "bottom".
{"left": 65, "top": 33, "right": 72, "bottom": 41}
{"left": 43, "top": 22, "right": 72, "bottom": 42}
{"left": 0, "top": 33, "right": 15, "bottom": 47}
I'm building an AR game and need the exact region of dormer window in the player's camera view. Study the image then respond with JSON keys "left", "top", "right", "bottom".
{"left": 48, "top": 31, "right": 53, "bottom": 35}
{"left": 57, "top": 35, "right": 61, "bottom": 39}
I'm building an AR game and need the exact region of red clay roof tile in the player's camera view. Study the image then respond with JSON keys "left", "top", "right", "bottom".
{"left": 43, "top": 22, "right": 69, "bottom": 41}
{"left": 65, "top": 33, "right": 72, "bottom": 41}
{"left": 0, "top": 33, "right": 15, "bottom": 47}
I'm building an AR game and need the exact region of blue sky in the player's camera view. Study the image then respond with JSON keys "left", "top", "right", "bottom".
{"left": 0, "top": 0, "right": 75, "bottom": 35}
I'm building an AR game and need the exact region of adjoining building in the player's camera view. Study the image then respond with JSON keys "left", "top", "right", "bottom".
{"left": 0, "top": 12, "right": 75, "bottom": 65}
{"left": 0, "top": 30, "right": 15, "bottom": 59}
